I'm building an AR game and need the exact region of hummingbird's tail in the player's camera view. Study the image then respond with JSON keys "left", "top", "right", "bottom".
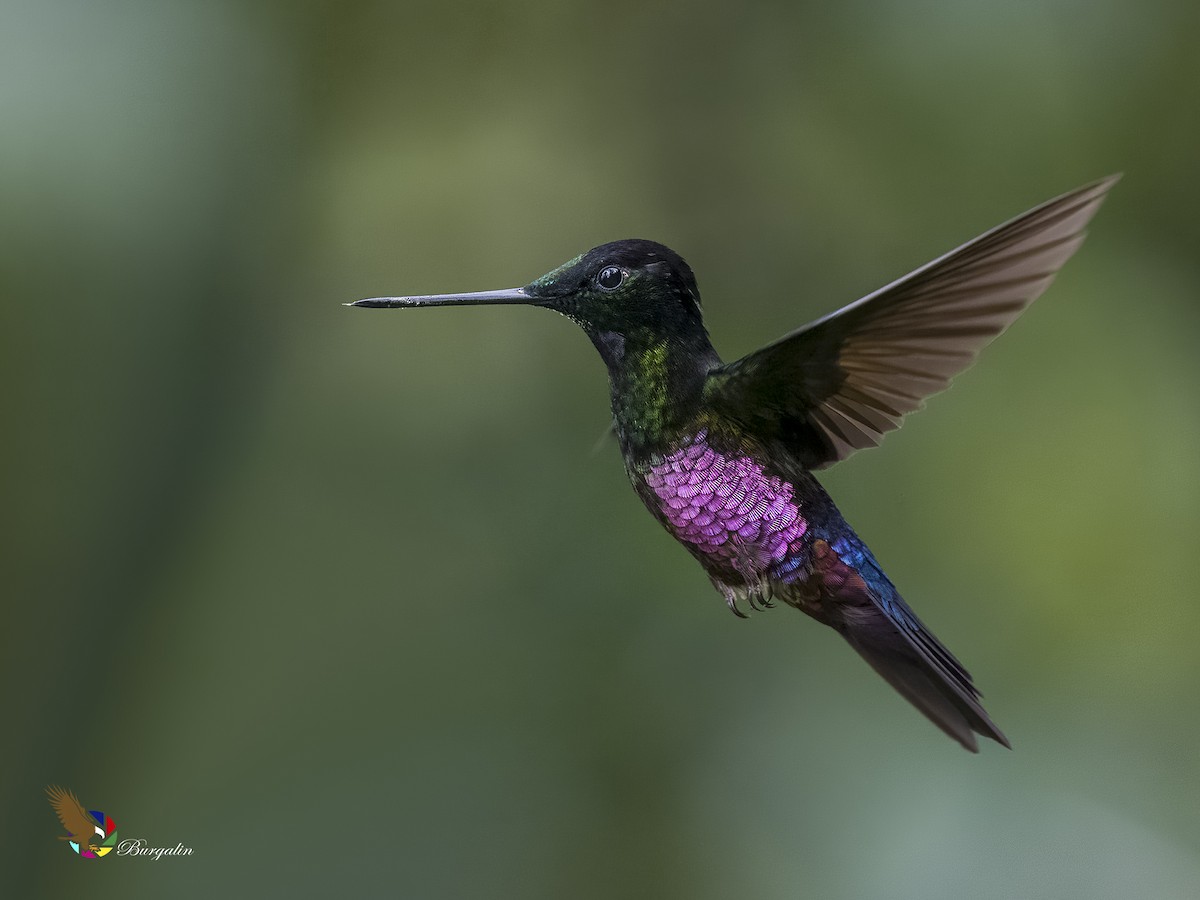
{"left": 839, "top": 602, "right": 1010, "bottom": 753}
{"left": 796, "top": 535, "right": 1010, "bottom": 751}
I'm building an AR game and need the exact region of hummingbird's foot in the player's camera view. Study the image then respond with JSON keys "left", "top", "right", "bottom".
{"left": 715, "top": 578, "right": 777, "bottom": 617}
{"left": 716, "top": 582, "right": 749, "bottom": 618}
{"left": 749, "top": 582, "right": 776, "bottom": 611}
{"left": 723, "top": 548, "right": 775, "bottom": 615}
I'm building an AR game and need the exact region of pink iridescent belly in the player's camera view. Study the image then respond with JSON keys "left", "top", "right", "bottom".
{"left": 639, "top": 430, "right": 809, "bottom": 584}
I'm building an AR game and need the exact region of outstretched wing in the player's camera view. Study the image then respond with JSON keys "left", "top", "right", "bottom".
{"left": 706, "top": 175, "right": 1120, "bottom": 469}
{"left": 46, "top": 785, "right": 97, "bottom": 839}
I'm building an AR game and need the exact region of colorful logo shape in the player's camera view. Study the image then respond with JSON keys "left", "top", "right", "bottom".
{"left": 46, "top": 785, "right": 119, "bottom": 859}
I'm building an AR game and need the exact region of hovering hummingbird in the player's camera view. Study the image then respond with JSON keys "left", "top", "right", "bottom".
{"left": 349, "top": 176, "right": 1118, "bottom": 751}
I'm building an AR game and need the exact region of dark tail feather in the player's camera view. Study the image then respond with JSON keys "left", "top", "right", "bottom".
{"left": 841, "top": 619, "right": 1010, "bottom": 753}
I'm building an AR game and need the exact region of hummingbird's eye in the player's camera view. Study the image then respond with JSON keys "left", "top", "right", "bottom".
{"left": 595, "top": 266, "right": 627, "bottom": 291}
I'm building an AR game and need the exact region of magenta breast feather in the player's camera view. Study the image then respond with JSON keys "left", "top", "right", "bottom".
{"left": 642, "top": 430, "right": 809, "bottom": 580}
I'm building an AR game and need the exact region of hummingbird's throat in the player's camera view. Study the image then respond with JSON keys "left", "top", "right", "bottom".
{"left": 600, "top": 329, "right": 721, "bottom": 453}
{"left": 606, "top": 339, "right": 679, "bottom": 448}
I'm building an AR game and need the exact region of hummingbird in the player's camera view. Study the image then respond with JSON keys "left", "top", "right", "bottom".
{"left": 348, "top": 176, "right": 1118, "bottom": 752}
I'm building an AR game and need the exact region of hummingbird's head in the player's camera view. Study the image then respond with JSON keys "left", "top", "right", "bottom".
{"left": 522, "top": 239, "right": 704, "bottom": 339}
{"left": 349, "top": 239, "right": 713, "bottom": 368}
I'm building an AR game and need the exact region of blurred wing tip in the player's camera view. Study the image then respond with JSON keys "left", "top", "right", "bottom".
{"left": 1065, "top": 173, "right": 1123, "bottom": 207}
{"left": 1070, "top": 172, "right": 1122, "bottom": 194}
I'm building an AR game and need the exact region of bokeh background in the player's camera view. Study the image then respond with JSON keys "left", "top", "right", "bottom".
{"left": 4, "top": 1, "right": 1198, "bottom": 897}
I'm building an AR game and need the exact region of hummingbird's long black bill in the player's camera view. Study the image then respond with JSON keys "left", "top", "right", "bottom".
{"left": 346, "top": 287, "right": 535, "bottom": 309}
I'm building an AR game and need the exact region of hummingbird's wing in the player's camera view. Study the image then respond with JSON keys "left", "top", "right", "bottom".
{"left": 706, "top": 175, "right": 1119, "bottom": 469}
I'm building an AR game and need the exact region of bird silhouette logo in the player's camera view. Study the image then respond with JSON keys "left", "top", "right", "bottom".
{"left": 46, "top": 785, "right": 119, "bottom": 858}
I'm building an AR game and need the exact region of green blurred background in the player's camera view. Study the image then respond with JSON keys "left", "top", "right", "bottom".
{"left": 4, "top": 0, "right": 1198, "bottom": 897}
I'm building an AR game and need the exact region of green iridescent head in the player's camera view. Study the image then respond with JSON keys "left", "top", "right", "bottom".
{"left": 350, "top": 239, "right": 708, "bottom": 360}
